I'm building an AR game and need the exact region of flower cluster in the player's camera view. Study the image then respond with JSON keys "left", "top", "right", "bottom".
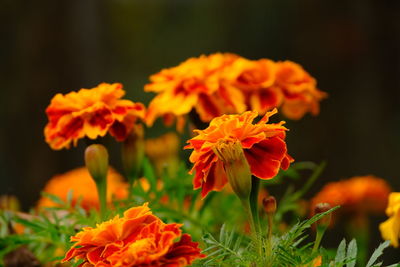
{"left": 311, "top": 175, "right": 391, "bottom": 216}
{"left": 44, "top": 83, "right": 145, "bottom": 150}
{"left": 185, "top": 109, "right": 293, "bottom": 197}
{"left": 145, "top": 53, "right": 326, "bottom": 127}
{"left": 63, "top": 203, "right": 204, "bottom": 266}
{"left": 34, "top": 52, "right": 399, "bottom": 267}
{"left": 37, "top": 167, "right": 128, "bottom": 210}
{"left": 380, "top": 192, "right": 400, "bottom": 247}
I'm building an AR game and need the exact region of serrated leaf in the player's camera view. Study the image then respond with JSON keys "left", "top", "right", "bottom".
{"left": 366, "top": 241, "right": 390, "bottom": 267}
{"left": 335, "top": 239, "right": 347, "bottom": 263}
{"left": 346, "top": 239, "right": 357, "bottom": 267}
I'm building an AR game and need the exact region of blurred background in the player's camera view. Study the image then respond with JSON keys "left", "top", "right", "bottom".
{"left": 0, "top": 0, "right": 399, "bottom": 262}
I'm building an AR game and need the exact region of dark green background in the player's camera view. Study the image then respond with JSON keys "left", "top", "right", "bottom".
{"left": 0, "top": 0, "right": 399, "bottom": 262}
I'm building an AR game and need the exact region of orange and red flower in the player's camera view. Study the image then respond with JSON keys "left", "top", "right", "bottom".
{"left": 221, "top": 57, "right": 282, "bottom": 115}
{"left": 145, "top": 53, "right": 244, "bottom": 127}
{"left": 274, "top": 61, "right": 327, "bottom": 120}
{"left": 145, "top": 53, "right": 326, "bottom": 128}
{"left": 185, "top": 109, "right": 293, "bottom": 197}
{"left": 37, "top": 167, "right": 128, "bottom": 211}
{"left": 62, "top": 203, "right": 204, "bottom": 267}
{"left": 45, "top": 83, "right": 145, "bottom": 150}
{"left": 311, "top": 175, "right": 391, "bottom": 219}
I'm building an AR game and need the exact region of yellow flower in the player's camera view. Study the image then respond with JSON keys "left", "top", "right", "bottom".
{"left": 380, "top": 192, "right": 400, "bottom": 247}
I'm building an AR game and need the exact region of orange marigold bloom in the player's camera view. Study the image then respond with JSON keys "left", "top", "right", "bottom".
{"left": 37, "top": 167, "right": 128, "bottom": 210}
{"left": 221, "top": 57, "right": 283, "bottom": 115}
{"left": 274, "top": 61, "right": 327, "bottom": 120}
{"left": 185, "top": 109, "right": 293, "bottom": 197}
{"left": 62, "top": 203, "right": 204, "bottom": 266}
{"left": 145, "top": 53, "right": 246, "bottom": 126}
{"left": 45, "top": 83, "right": 145, "bottom": 150}
{"left": 145, "top": 54, "right": 326, "bottom": 127}
{"left": 311, "top": 175, "right": 391, "bottom": 218}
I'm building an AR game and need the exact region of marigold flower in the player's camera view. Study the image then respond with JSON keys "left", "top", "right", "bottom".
{"left": 45, "top": 83, "right": 145, "bottom": 150}
{"left": 145, "top": 53, "right": 246, "bottom": 126}
{"left": 379, "top": 192, "right": 400, "bottom": 247}
{"left": 221, "top": 57, "right": 282, "bottom": 115}
{"left": 185, "top": 109, "right": 293, "bottom": 197}
{"left": 37, "top": 167, "right": 128, "bottom": 210}
{"left": 311, "top": 175, "right": 391, "bottom": 219}
{"left": 145, "top": 54, "right": 326, "bottom": 128}
{"left": 274, "top": 61, "right": 327, "bottom": 120}
{"left": 62, "top": 203, "right": 204, "bottom": 266}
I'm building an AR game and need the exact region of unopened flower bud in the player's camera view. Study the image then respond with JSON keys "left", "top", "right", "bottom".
{"left": 314, "top": 202, "right": 332, "bottom": 229}
{"left": 213, "top": 140, "right": 252, "bottom": 200}
{"left": 122, "top": 124, "right": 144, "bottom": 179}
{"left": 263, "top": 196, "right": 277, "bottom": 214}
{"left": 85, "top": 144, "right": 109, "bottom": 182}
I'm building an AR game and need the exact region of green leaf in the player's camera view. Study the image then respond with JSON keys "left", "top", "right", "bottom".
{"left": 335, "top": 239, "right": 347, "bottom": 264}
{"left": 41, "top": 192, "right": 65, "bottom": 206}
{"left": 366, "top": 241, "right": 390, "bottom": 267}
{"left": 346, "top": 239, "right": 357, "bottom": 267}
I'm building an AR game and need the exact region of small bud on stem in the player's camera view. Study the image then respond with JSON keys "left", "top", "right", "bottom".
{"left": 312, "top": 202, "right": 332, "bottom": 253}
{"left": 263, "top": 196, "right": 277, "bottom": 215}
{"left": 85, "top": 144, "right": 109, "bottom": 219}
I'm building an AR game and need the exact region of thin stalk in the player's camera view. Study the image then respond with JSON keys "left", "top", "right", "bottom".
{"left": 265, "top": 214, "right": 273, "bottom": 262}
{"left": 347, "top": 214, "right": 369, "bottom": 267}
{"left": 241, "top": 198, "right": 261, "bottom": 258}
{"left": 312, "top": 227, "right": 325, "bottom": 253}
{"left": 248, "top": 176, "right": 264, "bottom": 265}
{"left": 249, "top": 176, "right": 261, "bottom": 234}
{"left": 96, "top": 178, "right": 107, "bottom": 220}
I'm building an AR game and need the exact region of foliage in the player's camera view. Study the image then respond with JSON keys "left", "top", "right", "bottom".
{"left": 0, "top": 160, "right": 398, "bottom": 267}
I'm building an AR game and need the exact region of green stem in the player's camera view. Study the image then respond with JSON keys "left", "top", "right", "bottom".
{"left": 249, "top": 176, "right": 261, "bottom": 234}
{"left": 248, "top": 176, "right": 263, "bottom": 264}
{"left": 312, "top": 227, "right": 326, "bottom": 253}
{"left": 241, "top": 198, "right": 261, "bottom": 257}
{"left": 265, "top": 214, "right": 273, "bottom": 262}
{"left": 347, "top": 214, "right": 369, "bottom": 267}
{"left": 96, "top": 178, "right": 107, "bottom": 220}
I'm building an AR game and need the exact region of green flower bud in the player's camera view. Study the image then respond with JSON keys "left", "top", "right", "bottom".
{"left": 85, "top": 144, "right": 109, "bottom": 182}
{"left": 213, "top": 140, "right": 252, "bottom": 201}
